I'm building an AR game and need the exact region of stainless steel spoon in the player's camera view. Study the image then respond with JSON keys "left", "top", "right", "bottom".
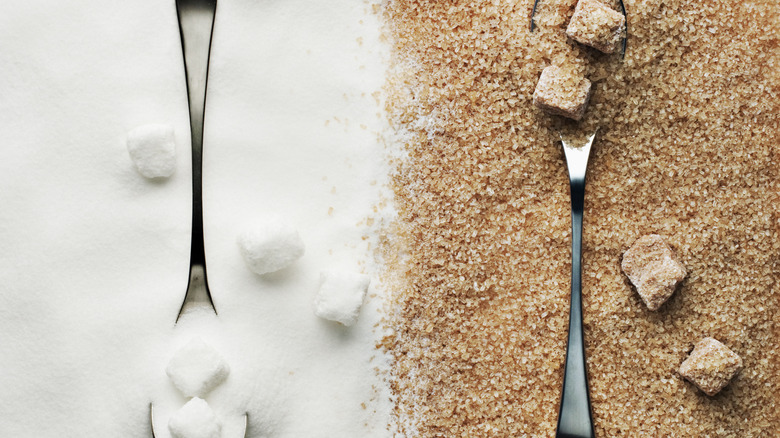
{"left": 148, "top": 4, "right": 248, "bottom": 436}
{"left": 175, "top": 0, "right": 218, "bottom": 322}
{"left": 556, "top": 130, "right": 597, "bottom": 438}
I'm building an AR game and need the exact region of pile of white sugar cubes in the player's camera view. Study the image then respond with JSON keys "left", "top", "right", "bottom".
{"left": 165, "top": 337, "right": 230, "bottom": 438}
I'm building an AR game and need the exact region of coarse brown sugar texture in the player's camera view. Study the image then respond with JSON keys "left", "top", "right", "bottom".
{"left": 380, "top": 0, "right": 779, "bottom": 437}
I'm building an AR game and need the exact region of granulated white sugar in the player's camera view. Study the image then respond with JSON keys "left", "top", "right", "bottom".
{"left": 0, "top": 1, "right": 394, "bottom": 437}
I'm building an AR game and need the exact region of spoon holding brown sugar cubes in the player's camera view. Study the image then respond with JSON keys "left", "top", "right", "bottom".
{"left": 531, "top": 0, "right": 628, "bottom": 122}
{"left": 531, "top": 0, "right": 627, "bottom": 58}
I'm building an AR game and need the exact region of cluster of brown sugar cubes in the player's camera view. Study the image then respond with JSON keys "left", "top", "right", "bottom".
{"left": 622, "top": 235, "right": 743, "bottom": 396}
{"left": 533, "top": 0, "right": 626, "bottom": 120}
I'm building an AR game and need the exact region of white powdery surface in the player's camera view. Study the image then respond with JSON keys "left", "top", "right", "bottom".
{"left": 0, "top": 0, "right": 395, "bottom": 437}
{"left": 127, "top": 124, "right": 177, "bottom": 179}
{"left": 166, "top": 337, "right": 230, "bottom": 398}
{"left": 238, "top": 217, "right": 305, "bottom": 275}
{"left": 168, "top": 398, "right": 222, "bottom": 438}
{"left": 314, "top": 270, "right": 371, "bottom": 326}
{"left": 199, "top": 1, "right": 395, "bottom": 435}
{"left": 0, "top": 1, "right": 192, "bottom": 436}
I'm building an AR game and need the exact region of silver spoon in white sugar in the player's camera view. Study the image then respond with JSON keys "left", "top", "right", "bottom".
{"left": 556, "top": 130, "right": 597, "bottom": 438}
{"left": 175, "top": 0, "right": 218, "bottom": 322}
{"left": 150, "top": 0, "right": 249, "bottom": 435}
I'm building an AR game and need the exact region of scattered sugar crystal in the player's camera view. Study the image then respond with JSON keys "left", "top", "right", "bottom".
{"left": 166, "top": 337, "right": 230, "bottom": 398}
{"left": 313, "top": 270, "right": 371, "bottom": 326}
{"left": 238, "top": 216, "right": 305, "bottom": 275}
{"left": 679, "top": 337, "right": 743, "bottom": 396}
{"left": 126, "top": 124, "right": 176, "bottom": 178}
{"left": 168, "top": 397, "right": 222, "bottom": 438}
{"left": 566, "top": 0, "right": 626, "bottom": 54}
{"left": 621, "top": 234, "right": 686, "bottom": 311}
{"left": 532, "top": 65, "right": 592, "bottom": 121}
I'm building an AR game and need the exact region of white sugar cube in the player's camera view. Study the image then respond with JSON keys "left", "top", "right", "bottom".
{"left": 238, "top": 217, "right": 305, "bottom": 275}
{"left": 166, "top": 337, "right": 230, "bottom": 398}
{"left": 313, "top": 270, "right": 371, "bottom": 326}
{"left": 126, "top": 124, "right": 177, "bottom": 178}
{"left": 168, "top": 397, "right": 222, "bottom": 438}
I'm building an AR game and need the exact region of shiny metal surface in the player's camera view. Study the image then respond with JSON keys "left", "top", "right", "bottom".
{"left": 175, "top": 0, "right": 218, "bottom": 322}
{"left": 556, "top": 131, "right": 597, "bottom": 438}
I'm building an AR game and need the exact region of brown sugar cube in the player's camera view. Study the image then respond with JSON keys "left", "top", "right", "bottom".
{"left": 621, "top": 234, "right": 686, "bottom": 311}
{"left": 679, "top": 337, "right": 743, "bottom": 396}
{"left": 532, "top": 66, "right": 592, "bottom": 121}
{"left": 566, "top": 0, "right": 626, "bottom": 54}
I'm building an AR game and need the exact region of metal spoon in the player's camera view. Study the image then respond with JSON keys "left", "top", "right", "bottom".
{"left": 556, "top": 130, "right": 597, "bottom": 438}
{"left": 148, "top": 4, "right": 248, "bottom": 435}
{"left": 175, "top": 0, "right": 218, "bottom": 322}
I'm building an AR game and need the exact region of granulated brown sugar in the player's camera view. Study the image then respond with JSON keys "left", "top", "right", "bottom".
{"left": 380, "top": 0, "right": 779, "bottom": 436}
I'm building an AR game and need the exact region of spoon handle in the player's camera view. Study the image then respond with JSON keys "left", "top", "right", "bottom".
{"left": 175, "top": 0, "right": 218, "bottom": 321}
{"left": 557, "top": 134, "right": 596, "bottom": 438}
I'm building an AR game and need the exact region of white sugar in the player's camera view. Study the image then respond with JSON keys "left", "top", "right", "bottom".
{"left": 168, "top": 398, "right": 222, "bottom": 438}
{"left": 314, "top": 270, "right": 370, "bottom": 326}
{"left": 127, "top": 124, "right": 177, "bottom": 179}
{"left": 238, "top": 216, "right": 305, "bottom": 275}
{"left": 0, "top": 0, "right": 395, "bottom": 436}
{"left": 166, "top": 337, "right": 230, "bottom": 398}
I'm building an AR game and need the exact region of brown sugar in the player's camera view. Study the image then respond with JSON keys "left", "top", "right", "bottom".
{"left": 679, "top": 337, "right": 743, "bottom": 396}
{"left": 566, "top": 0, "right": 626, "bottom": 54}
{"left": 380, "top": 0, "right": 780, "bottom": 436}
{"left": 533, "top": 65, "right": 593, "bottom": 120}
{"left": 621, "top": 234, "right": 686, "bottom": 311}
